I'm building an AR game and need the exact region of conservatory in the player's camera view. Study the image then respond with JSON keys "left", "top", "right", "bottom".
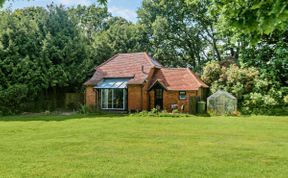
{"left": 207, "top": 90, "right": 237, "bottom": 115}
{"left": 94, "top": 78, "right": 129, "bottom": 110}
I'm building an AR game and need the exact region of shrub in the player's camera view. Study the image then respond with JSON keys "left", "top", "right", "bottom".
{"left": 0, "top": 84, "right": 29, "bottom": 115}
{"left": 202, "top": 60, "right": 287, "bottom": 115}
{"left": 151, "top": 108, "right": 159, "bottom": 114}
{"left": 131, "top": 109, "right": 192, "bottom": 118}
{"left": 284, "top": 95, "right": 288, "bottom": 105}
{"left": 79, "top": 105, "right": 90, "bottom": 114}
{"left": 172, "top": 109, "right": 179, "bottom": 114}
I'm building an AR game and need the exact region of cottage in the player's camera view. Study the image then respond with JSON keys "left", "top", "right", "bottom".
{"left": 84, "top": 52, "right": 208, "bottom": 113}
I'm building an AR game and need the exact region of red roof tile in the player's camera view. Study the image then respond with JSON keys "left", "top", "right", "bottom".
{"left": 149, "top": 68, "right": 208, "bottom": 91}
{"left": 84, "top": 52, "right": 161, "bottom": 86}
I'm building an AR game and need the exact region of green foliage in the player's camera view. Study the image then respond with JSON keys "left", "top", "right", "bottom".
{"left": 0, "top": 0, "right": 108, "bottom": 7}
{"left": 211, "top": 0, "right": 288, "bottom": 42}
{"left": 202, "top": 61, "right": 287, "bottom": 115}
{"left": 91, "top": 17, "right": 149, "bottom": 65}
{"left": 0, "top": 6, "right": 94, "bottom": 114}
{"left": 201, "top": 61, "right": 222, "bottom": 85}
{"left": 0, "top": 5, "right": 146, "bottom": 114}
{"left": 131, "top": 109, "right": 191, "bottom": 118}
{"left": 78, "top": 105, "right": 90, "bottom": 114}
{"left": 150, "top": 108, "right": 159, "bottom": 114}
{"left": 284, "top": 95, "right": 288, "bottom": 104}
{"left": 172, "top": 109, "right": 180, "bottom": 114}
{"left": 0, "top": 84, "right": 28, "bottom": 115}
{"left": 138, "top": 0, "right": 222, "bottom": 68}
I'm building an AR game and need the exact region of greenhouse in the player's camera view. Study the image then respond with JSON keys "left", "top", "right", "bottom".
{"left": 207, "top": 90, "right": 237, "bottom": 115}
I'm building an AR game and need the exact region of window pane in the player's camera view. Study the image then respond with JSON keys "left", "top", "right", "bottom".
{"left": 102, "top": 89, "right": 109, "bottom": 108}
{"left": 179, "top": 91, "right": 186, "bottom": 100}
{"left": 108, "top": 89, "right": 113, "bottom": 108}
{"left": 155, "top": 89, "right": 163, "bottom": 99}
{"left": 113, "top": 89, "right": 124, "bottom": 109}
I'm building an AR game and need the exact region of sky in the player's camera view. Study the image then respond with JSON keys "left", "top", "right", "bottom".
{"left": 3, "top": 0, "right": 143, "bottom": 23}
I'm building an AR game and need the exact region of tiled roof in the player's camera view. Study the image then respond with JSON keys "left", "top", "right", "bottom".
{"left": 149, "top": 68, "right": 209, "bottom": 91}
{"left": 84, "top": 52, "right": 161, "bottom": 86}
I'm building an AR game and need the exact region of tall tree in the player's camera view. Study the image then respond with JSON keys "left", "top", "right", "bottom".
{"left": 91, "top": 17, "right": 149, "bottom": 65}
{"left": 68, "top": 5, "right": 110, "bottom": 39}
{"left": 0, "top": 0, "right": 108, "bottom": 7}
{"left": 138, "top": 0, "right": 222, "bottom": 68}
{"left": 210, "top": 0, "right": 288, "bottom": 43}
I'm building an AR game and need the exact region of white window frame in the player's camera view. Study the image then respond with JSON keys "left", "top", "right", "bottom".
{"left": 100, "top": 89, "right": 126, "bottom": 110}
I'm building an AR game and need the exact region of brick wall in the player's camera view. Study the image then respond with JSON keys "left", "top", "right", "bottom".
{"left": 128, "top": 85, "right": 142, "bottom": 111}
{"left": 85, "top": 86, "right": 97, "bottom": 107}
{"left": 86, "top": 84, "right": 202, "bottom": 113}
{"left": 162, "top": 90, "right": 197, "bottom": 113}
{"left": 149, "top": 90, "right": 155, "bottom": 110}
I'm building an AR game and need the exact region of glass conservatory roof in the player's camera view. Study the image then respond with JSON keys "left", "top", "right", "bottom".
{"left": 94, "top": 78, "right": 130, "bottom": 89}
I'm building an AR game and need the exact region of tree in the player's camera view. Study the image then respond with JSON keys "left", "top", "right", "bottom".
{"left": 0, "top": 0, "right": 107, "bottom": 7}
{"left": 0, "top": 5, "right": 95, "bottom": 113}
{"left": 68, "top": 5, "right": 110, "bottom": 39}
{"left": 211, "top": 0, "right": 288, "bottom": 43}
{"left": 138, "top": 0, "right": 222, "bottom": 68}
{"left": 91, "top": 17, "right": 149, "bottom": 65}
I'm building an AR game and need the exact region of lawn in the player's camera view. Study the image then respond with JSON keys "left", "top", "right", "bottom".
{"left": 0, "top": 114, "right": 287, "bottom": 178}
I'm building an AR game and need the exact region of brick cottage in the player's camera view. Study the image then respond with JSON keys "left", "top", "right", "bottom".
{"left": 84, "top": 52, "right": 208, "bottom": 113}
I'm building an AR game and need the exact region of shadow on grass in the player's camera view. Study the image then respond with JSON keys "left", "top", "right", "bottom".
{"left": 0, "top": 113, "right": 128, "bottom": 122}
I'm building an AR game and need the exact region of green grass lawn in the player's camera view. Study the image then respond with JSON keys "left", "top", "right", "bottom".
{"left": 0, "top": 114, "right": 287, "bottom": 178}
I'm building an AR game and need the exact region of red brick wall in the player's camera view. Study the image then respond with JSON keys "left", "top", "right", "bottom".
{"left": 86, "top": 84, "right": 202, "bottom": 113}
{"left": 152, "top": 90, "right": 197, "bottom": 113}
{"left": 149, "top": 90, "right": 155, "bottom": 110}
{"left": 128, "top": 85, "right": 142, "bottom": 111}
{"left": 85, "top": 86, "right": 97, "bottom": 107}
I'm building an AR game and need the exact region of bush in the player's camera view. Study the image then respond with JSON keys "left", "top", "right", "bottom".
{"left": 284, "top": 95, "right": 288, "bottom": 105}
{"left": 78, "top": 105, "right": 90, "bottom": 114}
{"left": 130, "top": 109, "right": 192, "bottom": 118}
{"left": 0, "top": 84, "right": 29, "bottom": 115}
{"left": 172, "top": 109, "right": 179, "bottom": 114}
{"left": 202, "top": 60, "right": 287, "bottom": 115}
{"left": 151, "top": 108, "right": 159, "bottom": 114}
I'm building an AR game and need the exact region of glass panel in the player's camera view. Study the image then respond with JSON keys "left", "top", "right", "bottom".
{"left": 119, "top": 81, "right": 128, "bottom": 88}
{"left": 113, "top": 89, "right": 124, "bottom": 109}
{"left": 179, "top": 91, "right": 186, "bottom": 100}
{"left": 102, "top": 89, "right": 109, "bottom": 108}
{"left": 123, "top": 89, "right": 127, "bottom": 109}
{"left": 155, "top": 89, "right": 163, "bottom": 99}
{"left": 108, "top": 89, "right": 113, "bottom": 108}
{"left": 101, "top": 90, "right": 103, "bottom": 108}
{"left": 113, "top": 82, "right": 123, "bottom": 88}
{"left": 101, "top": 89, "right": 126, "bottom": 110}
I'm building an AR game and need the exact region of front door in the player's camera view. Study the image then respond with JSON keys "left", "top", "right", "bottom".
{"left": 155, "top": 88, "right": 163, "bottom": 110}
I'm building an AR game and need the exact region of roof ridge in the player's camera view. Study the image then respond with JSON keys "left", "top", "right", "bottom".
{"left": 144, "top": 52, "right": 163, "bottom": 67}
{"left": 118, "top": 52, "right": 146, "bottom": 55}
{"left": 144, "top": 52, "right": 156, "bottom": 67}
{"left": 161, "top": 68, "right": 187, "bottom": 70}
{"left": 186, "top": 68, "right": 208, "bottom": 88}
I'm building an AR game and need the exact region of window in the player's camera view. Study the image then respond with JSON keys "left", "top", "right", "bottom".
{"left": 179, "top": 91, "right": 186, "bottom": 100}
{"left": 155, "top": 89, "right": 163, "bottom": 99}
{"left": 101, "top": 89, "right": 126, "bottom": 110}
